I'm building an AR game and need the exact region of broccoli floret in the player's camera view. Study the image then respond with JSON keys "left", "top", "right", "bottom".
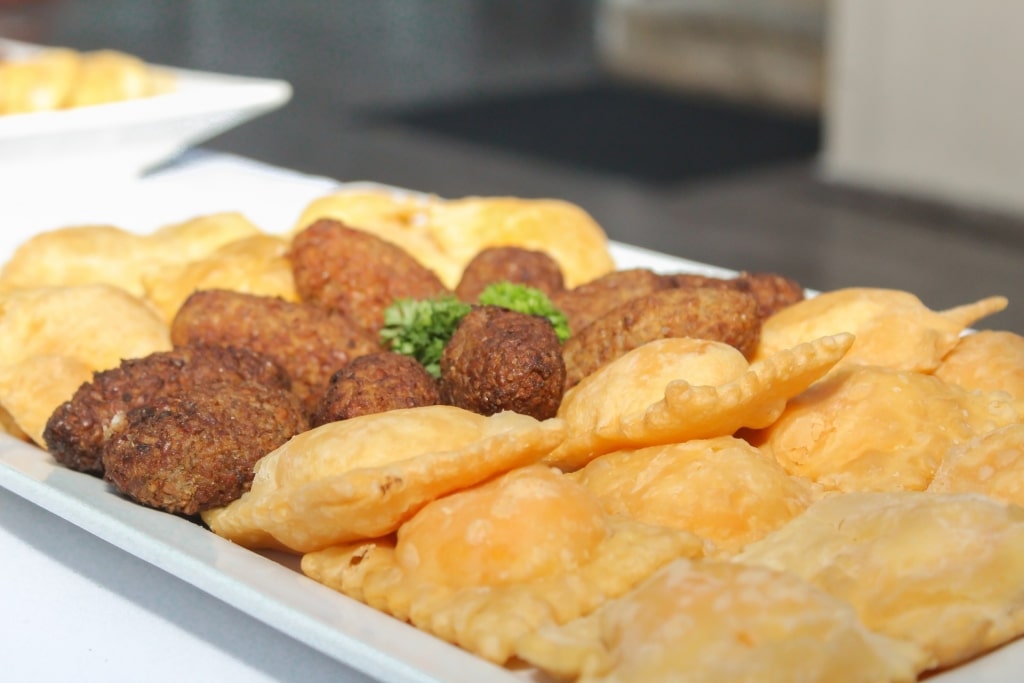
{"left": 379, "top": 295, "right": 471, "bottom": 378}
{"left": 477, "top": 282, "right": 570, "bottom": 342}
{"left": 380, "top": 282, "right": 569, "bottom": 377}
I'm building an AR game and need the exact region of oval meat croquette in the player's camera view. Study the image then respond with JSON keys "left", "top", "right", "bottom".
{"left": 102, "top": 379, "right": 308, "bottom": 516}
{"left": 311, "top": 352, "right": 440, "bottom": 426}
{"left": 454, "top": 246, "right": 565, "bottom": 302}
{"left": 43, "top": 343, "right": 291, "bottom": 476}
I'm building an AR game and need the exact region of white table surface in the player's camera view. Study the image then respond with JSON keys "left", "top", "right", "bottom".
{"left": 0, "top": 152, "right": 375, "bottom": 683}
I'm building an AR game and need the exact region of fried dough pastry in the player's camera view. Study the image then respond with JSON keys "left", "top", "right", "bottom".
{"left": 515, "top": 558, "right": 925, "bottom": 683}
{"left": 0, "top": 47, "right": 79, "bottom": 114}
{"left": 572, "top": 437, "right": 818, "bottom": 555}
{"left": 0, "top": 213, "right": 261, "bottom": 297}
{"left": 142, "top": 233, "right": 298, "bottom": 322}
{"left": 928, "top": 424, "right": 1024, "bottom": 507}
{"left": 0, "top": 284, "right": 170, "bottom": 373}
{"left": 0, "top": 355, "right": 93, "bottom": 446}
{"left": 289, "top": 219, "right": 449, "bottom": 334}
{"left": 202, "top": 406, "right": 566, "bottom": 553}
{"left": 561, "top": 286, "right": 762, "bottom": 388}
{"left": 751, "top": 365, "right": 1023, "bottom": 493}
{"left": 546, "top": 333, "right": 853, "bottom": 472}
{"left": 427, "top": 196, "right": 616, "bottom": 289}
{"left": 735, "top": 491, "right": 1024, "bottom": 670}
{"left": 301, "top": 465, "right": 705, "bottom": 664}
{"left": 933, "top": 329, "right": 1024, "bottom": 400}
{"left": 64, "top": 49, "right": 172, "bottom": 108}
{"left": 754, "top": 288, "right": 1007, "bottom": 373}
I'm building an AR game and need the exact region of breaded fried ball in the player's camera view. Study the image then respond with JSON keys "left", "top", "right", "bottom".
{"left": 311, "top": 352, "right": 440, "bottom": 426}
{"left": 43, "top": 344, "right": 290, "bottom": 476}
{"left": 551, "top": 268, "right": 675, "bottom": 335}
{"left": 102, "top": 380, "right": 308, "bottom": 516}
{"left": 170, "top": 289, "right": 380, "bottom": 414}
{"left": 455, "top": 246, "right": 565, "bottom": 302}
{"left": 440, "top": 305, "right": 565, "bottom": 420}
{"left": 562, "top": 286, "right": 761, "bottom": 388}
{"left": 736, "top": 271, "right": 806, "bottom": 319}
{"left": 289, "top": 218, "right": 449, "bottom": 333}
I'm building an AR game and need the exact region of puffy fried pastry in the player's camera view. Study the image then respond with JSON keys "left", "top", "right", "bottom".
{"left": 515, "top": 558, "right": 925, "bottom": 683}
{"left": 0, "top": 47, "right": 79, "bottom": 114}
{"left": 572, "top": 437, "right": 818, "bottom": 555}
{"left": 934, "top": 330, "right": 1024, "bottom": 399}
{"left": 561, "top": 286, "right": 762, "bottom": 388}
{"left": 751, "top": 365, "right": 1023, "bottom": 493}
{"left": 427, "top": 196, "right": 616, "bottom": 289}
{"left": 43, "top": 344, "right": 290, "bottom": 475}
{"left": 440, "top": 305, "right": 565, "bottom": 420}
{"left": 0, "top": 284, "right": 170, "bottom": 373}
{"left": 0, "top": 213, "right": 261, "bottom": 297}
{"left": 546, "top": 333, "right": 853, "bottom": 472}
{"left": 170, "top": 289, "right": 380, "bottom": 413}
{"left": 142, "top": 233, "right": 298, "bottom": 322}
{"left": 300, "top": 465, "right": 705, "bottom": 664}
{"left": 454, "top": 246, "right": 565, "bottom": 302}
{"left": 928, "top": 424, "right": 1024, "bottom": 507}
{"left": 102, "top": 380, "right": 308, "bottom": 516}
{"left": 289, "top": 219, "right": 449, "bottom": 334}
{"left": 64, "top": 49, "right": 170, "bottom": 108}
{"left": 0, "top": 355, "right": 93, "bottom": 446}
{"left": 202, "top": 406, "right": 566, "bottom": 552}
{"left": 754, "top": 287, "right": 1007, "bottom": 373}
{"left": 735, "top": 491, "right": 1024, "bottom": 670}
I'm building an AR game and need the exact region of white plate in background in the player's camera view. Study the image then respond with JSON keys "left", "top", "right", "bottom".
{"left": 0, "top": 39, "right": 292, "bottom": 183}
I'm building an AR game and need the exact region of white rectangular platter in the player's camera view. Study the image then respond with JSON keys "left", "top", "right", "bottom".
{"left": 0, "top": 157, "right": 1020, "bottom": 682}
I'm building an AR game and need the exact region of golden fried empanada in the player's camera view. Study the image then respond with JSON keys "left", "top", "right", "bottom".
{"left": 928, "top": 424, "right": 1024, "bottom": 507}
{"left": 934, "top": 329, "right": 1024, "bottom": 399}
{"left": 752, "top": 365, "right": 1021, "bottom": 493}
{"left": 142, "top": 233, "right": 298, "bottom": 322}
{"left": 755, "top": 288, "right": 1007, "bottom": 373}
{"left": 0, "top": 355, "right": 93, "bottom": 446}
{"left": 426, "top": 196, "right": 616, "bottom": 288}
{"left": 0, "top": 47, "right": 80, "bottom": 114}
{"left": 301, "top": 465, "right": 705, "bottom": 663}
{"left": 202, "top": 406, "right": 566, "bottom": 552}
{"left": 515, "top": 558, "right": 926, "bottom": 683}
{"left": 736, "top": 491, "right": 1024, "bottom": 670}
{"left": 572, "top": 437, "right": 818, "bottom": 555}
{"left": 545, "top": 333, "right": 853, "bottom": 471}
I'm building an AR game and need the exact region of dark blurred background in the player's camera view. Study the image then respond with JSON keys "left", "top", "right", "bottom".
{"left": 3, "top": 0, "right": 1023, "bottom": 333}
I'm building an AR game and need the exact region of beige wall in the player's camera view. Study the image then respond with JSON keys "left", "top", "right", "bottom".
{"left": 823, "top": 0, "right": 1024, "bottom": 217}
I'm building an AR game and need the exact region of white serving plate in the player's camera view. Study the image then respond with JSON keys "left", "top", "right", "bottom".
{"left": 0, "top": 39, "right": 292, "bottom": 183}
{"left": 0, "top": 164, "right": 1019, "bottom": 682}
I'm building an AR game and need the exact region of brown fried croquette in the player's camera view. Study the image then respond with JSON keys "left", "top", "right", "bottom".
{"left": 43, "top": 344, "right": 290, "bottom": 476}
{"left": 561, "top": 286, "right": 761, "bottom": 388}
{"left": 454, "top": 246, "right": 565, "bottom": 302}
{"left": 311, "top": 352, "right": 440, "bottom": 426}
{"left": 170, "top": 289, "right": 380, "bottom": 414}
{"left": 289, "top": 218, "right": 449, "bottom": 333}
{"left": 102, "top": 380, "right": 308, "bottom": 516}
{"left": 550, "top": 268, "right": 675, "bottom": 335}
{"left": 440, "top": 305, "right": 565, "bottom": 420}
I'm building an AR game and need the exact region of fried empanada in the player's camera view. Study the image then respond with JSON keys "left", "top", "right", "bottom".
{"left": 928, "top": 423, "right": 1024, "bottom": 507}
{"left": 202, "top": 406, "right": 566, "bottom": 552}
{"left": 754, "top": 288, "right": 1007, "bottom": 373}
{"left": 301, "top": 465, "right": 705, "bottom": 664}
{"left": 0, "top": 355, "right": 93, "bottom": 446}
{"left": 142, "top": 233, "right": 298, "bottom": 322}
{"left": 572, "top": 437, "right": 818, "bottom": 555}
{"left": 752, "top": 365, "right": 1022, "bottom": 493}
{"left": 735, "top": 491, "right": 1024, "bottom": 670}
{"left": 427, "top": 196, "right": 615, "bottom": 289}
{"left": 515, "top": 558, "right": 926, "bottom": 683}
{"left": 545, "top": 333, "right": 853, "bottom": 471}
{"left": 934, "top": 329, "right": 1024, "bottom": 400}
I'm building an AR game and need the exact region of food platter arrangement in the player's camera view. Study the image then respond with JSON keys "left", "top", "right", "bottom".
{"left": 1, "top": 42, "right": 1023, "bottom": 683}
